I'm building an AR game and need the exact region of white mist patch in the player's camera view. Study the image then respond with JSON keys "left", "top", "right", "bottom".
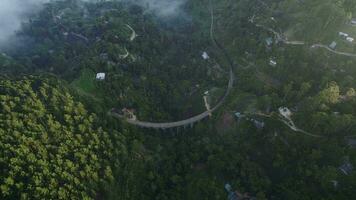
{"left": 130, "top": 0, "right": 187, "bottom": 17}
{"left": 0, "top": 0, "right": 49, "bottom": 45}
{"left": 0, "top": 0, "right": 187, "bottom": 47}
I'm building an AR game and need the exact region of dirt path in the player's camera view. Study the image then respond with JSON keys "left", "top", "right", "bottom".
{"left": 255, "top": 23, "right": 356, "bottom": 57}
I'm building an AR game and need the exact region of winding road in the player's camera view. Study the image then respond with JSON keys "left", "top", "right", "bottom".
{"left": 255, "top": 24, "right": 305, "bottom": 46}
{"left": 311, "top": 44, "right": 356, "bottom": 57}
{"left": 110, "top": 1, "right": 235, "bottom": 129}
{"left": 255, "top": 23, "right": 356, "bottom": 57}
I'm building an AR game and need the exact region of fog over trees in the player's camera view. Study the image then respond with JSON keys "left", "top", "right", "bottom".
{"left": 0, "top": 0, "right": 49, "bottom": 45}
{"left": 0, "top": 0, "right": 186, "bottom": 46}
{"left": 1, "top": 0, "right": 356, "bottom": 199}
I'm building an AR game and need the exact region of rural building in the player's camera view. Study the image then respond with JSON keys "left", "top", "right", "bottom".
{"left": 339, "top": 160, "right": 353, "bottom": 175}
{"left": 234, "top": 112, "right": 244, "bottom": 119}
{"left": 253, "top": 119, "right": 265, "bottom": 129}
{"left": 351, "top": 18, "right": 356, "bottom": 25}
{"left": 96, "top": 73, "right": 106, "bottom": 80}
{"left": 346, "top": 37, "right": 354, "bottom": 43}
{"left": 329, "top": 41, "right": 337, "bottom": 49}
{"left": 122, "top": 108, "right": 137, "bottom": 120}
{"left": 202, "top": 52, "right": 210, "bottom": 60}
{"left": 279, "top": 107, "right": 292, "bottom": 119}
{"left": 269, "top": 59, "right": 277, "bottom": 66}
{"left": 339, "top": 32, "right": 348, "bottom": 37}
{"left": 265, "top": 37, "right": 273, "bottom": 46}
{"left": 347, "top": 139, "right": 356, "bottom": 148}
{"left": 224, "top": 184, "right": 240, "bottom": 200}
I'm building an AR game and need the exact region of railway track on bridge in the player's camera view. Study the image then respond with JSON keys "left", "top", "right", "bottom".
{"left": 110, "top": 0, "right": 235, "bottom": 129}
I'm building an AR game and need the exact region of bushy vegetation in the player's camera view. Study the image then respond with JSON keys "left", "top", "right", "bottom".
{"left": 0, "top": 0, "right": 356, "bottom": 199}
{"left": 0, "top": 77, "right": 128, "bottom": 199}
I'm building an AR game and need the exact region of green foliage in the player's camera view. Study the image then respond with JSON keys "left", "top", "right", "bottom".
{"left": 318, "top": 81, "right": 340, "bottom": 105}
{"left": 1, "top": 0, "right": 356, "bottom": 199}
{"left": 0, "top": 77, "right": 126, "bottom": 199}
{"left": 7, "top": 0, "right": 225, "bottom": 121}
{"left": 72, "top": 68, "right": 96, "bottom": 93}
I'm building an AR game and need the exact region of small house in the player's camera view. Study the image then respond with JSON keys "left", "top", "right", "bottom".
{"left": 329, "top": 41, "right": 337, "bottom": 49}
{"left": 346, "top": 37, "right": 354, "bottom": 43}
{"left": 269, "top": 59, "right": 277, "bottom": 66}
{"left": 351, "top": 18, "right": 356, "bottom": 25}
{"left": 234, "top": 112, "right": 245, "bottom": 119}
{"left": 224, "top": 184, "right": 240, "bottom": 200}
{"left": 339, "top": 32, "right": 349, "bottom": 37}
{"left": 122, "top": 108, "right": 137, "bottom": 120}
{"left": 253, "top": 119, "right": 265, "bottom": 129}
{"left": 347, "top": 139, "right": 356, "bottom": 148}
{"left": 339, "top": 161, "right": 353, "bottom": 175}
{"left": 225, "top": 184, "right": 232, "bottom": 192}
{"left": 279, "top": 107, "right": 292, "bottom": 119}
{"left": 96, "top": 73, "right": 106, "bottom": 80}
{"left": 202, "top": 52, "right": 210, "bottom": 60}
{"left": 265, "top": 37, "right": 273, "bottom": 46}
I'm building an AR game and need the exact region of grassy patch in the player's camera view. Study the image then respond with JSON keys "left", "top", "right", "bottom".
{"left": 71, "top": 68, "right": 96, "bottom": 93}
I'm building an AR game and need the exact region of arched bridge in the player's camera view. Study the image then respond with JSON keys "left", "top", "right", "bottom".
{"left": 110, "top": 68, "right": 234, "bottom": 129}
{"left": 110, "top": 1, "right": 235, "bottom": 129}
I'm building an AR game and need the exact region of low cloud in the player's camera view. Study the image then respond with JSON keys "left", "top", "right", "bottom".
{"left": 0, "top": 0, "right": 49, "bottom": 46}
{"left": 129, "top": 0, "right": 187, "bottom": 17}
{"left": 0, "top": 0, "right": 187, "bottom": 48}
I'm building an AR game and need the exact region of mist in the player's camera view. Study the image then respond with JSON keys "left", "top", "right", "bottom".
{"left": 128, "top": 0, "right": 187, "bottom": 17}
{"left": 0, "top": 0, "right": 187, "bottom": 48}
{"left": 0, "top": 0, "right": 49, "bottom": 46}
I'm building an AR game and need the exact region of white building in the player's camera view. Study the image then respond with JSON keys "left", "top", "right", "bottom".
{"left": 339, "top": 32, "right": 349, "bottom": 37}
{"left": 339, "top": 161, "right": 353, "bottom": 175}
{"left": 279, "top": 107, "right": 292, "bottom": 119}
{"left": 202, "top": 52, "right": 210, "bottom": 60}
{"left": 351, "top": 19, "right": 356, "bottom": 25}
{"left": 329, "top": 41, "right": 337, "bottom": 49}
{"left": 269, "top": 59, "right": 277, "bottom": 66}
{"left": 96, "top": 73, "right": 106, "bottom": 80}
{"left": 346, "top": 37, "right": 354, "bottom": 43}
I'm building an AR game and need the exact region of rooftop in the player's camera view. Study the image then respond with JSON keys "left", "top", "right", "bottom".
{"left": 265, "top": 37, "right": 273, "bottom": 46}
{"left": 279, "top": 107, "right": 292, "bottom": 119}
{"left": 346, "top": 37, "right": 354, "bottom": 43}
{"left": 96, "top": 73, "right": 106, "bottom": 80}
{"left": 329, "top": 41, "right": 337, "bottom": 49}
{"left": 347, "top": 139, "right": 356, "bottom": 147}
{"left": 339, "top": 161, "right": 353, "bottom": 175}
{"left": 269, "top": 59, "right": 277, "bottom": 66}
{"left": 202, "top": 52, "right": 210, "bottom": 60}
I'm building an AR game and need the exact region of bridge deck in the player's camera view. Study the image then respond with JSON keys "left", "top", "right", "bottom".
{"left": 110, "top": 2, "right": 235, "bottom": 129}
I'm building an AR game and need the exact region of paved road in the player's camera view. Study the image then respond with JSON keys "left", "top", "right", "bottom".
{"left": 110, "top": 2, "right": 235, "bottom": 129}
{"left": 255, "top": 24, "right": 356, "bottom": 57}
{"left": 311, "top": 44, "right": 356, "bottom": 57}
{"left": 255, "top": 24, "right": 305, "bottom": 45}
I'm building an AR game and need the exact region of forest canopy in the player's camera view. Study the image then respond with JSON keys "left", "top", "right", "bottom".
{"left": 0, "top": 0, "right": 356, "bottom": 199}
{"left": 0, "top": 77, "right": 126, "bottom": 199}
